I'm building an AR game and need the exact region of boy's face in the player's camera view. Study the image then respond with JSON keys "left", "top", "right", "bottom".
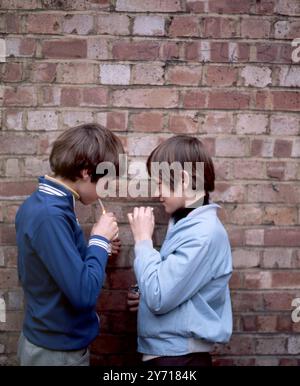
{"left": 157, "top": 180, "right": 185, "bottom": 215}
{"left": 74, "top": 170, "right": 99, "bottom": 205}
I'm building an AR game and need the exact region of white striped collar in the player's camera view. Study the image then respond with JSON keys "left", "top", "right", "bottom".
{"left": 38, "top": 182, "right": 68, "bottom": 197}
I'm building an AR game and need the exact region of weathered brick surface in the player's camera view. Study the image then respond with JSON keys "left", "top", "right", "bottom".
{"left": 0, "top": 0, "right": 299, "bottom": 367}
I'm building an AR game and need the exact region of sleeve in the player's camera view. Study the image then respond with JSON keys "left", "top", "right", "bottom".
{"left": 31, "top": 214, "right": 109, "bottom": 311}
{"left": 133, "top": 237, "right": 213, "bottom": 315}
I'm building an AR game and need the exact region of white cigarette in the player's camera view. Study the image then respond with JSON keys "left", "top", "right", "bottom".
{"left": 98, "top": 198, "right": 106, "bottom": 214}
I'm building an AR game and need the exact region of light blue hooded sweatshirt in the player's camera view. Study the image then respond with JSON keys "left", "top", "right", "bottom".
{"left": 134, "top": 203, "right": 232, "bottom": 356}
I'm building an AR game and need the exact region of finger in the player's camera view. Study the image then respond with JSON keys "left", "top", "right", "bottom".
{"left": 129, "top": 306, "right": 139, "bottom": 312}
{"left": 127, "top": 299, "right": 140, "bottom": 306}
{"left": 127, "top": 213, "right": 133, "bottom": 224}
{"left": 127, "top": 292, "right": 140, "bottom": 300}
{"left": 133, "top": 207, "right": 139, "bottom": 219}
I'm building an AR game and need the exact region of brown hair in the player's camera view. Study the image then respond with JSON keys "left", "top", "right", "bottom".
{"left": 146, "top": 135, "right": 215, "bottom": 203}
{"left": 50, "top": 123, "right": 124, "bottom": 182}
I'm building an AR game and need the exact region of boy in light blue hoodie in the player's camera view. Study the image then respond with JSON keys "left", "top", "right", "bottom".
{"left": 127, "top": 135, "right": 232, "bottom": 366}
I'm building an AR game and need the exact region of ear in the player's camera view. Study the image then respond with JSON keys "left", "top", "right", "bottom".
{"left": 182, "top": 170, "right": 190, "bottom": 191}
{"left": 81, "top": 169, "right": 91, "bottom": 181}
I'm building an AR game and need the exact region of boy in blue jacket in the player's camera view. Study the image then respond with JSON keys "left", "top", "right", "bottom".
{"left": 16, "top": 124, "right": 123, "bottom": 366}
{"left": 128, "top": 135, "right": 232, "bottom": 366}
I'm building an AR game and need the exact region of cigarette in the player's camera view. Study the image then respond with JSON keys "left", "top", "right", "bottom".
{"left": 98, "top": 198, "right": 106, "bottom": 214}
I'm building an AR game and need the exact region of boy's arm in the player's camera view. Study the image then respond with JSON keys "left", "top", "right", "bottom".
{"left": 134, "top": 237, "right": 229, "bottom": 315}
{"left": 32, "top": 214, "right": 109, "bottom": 311}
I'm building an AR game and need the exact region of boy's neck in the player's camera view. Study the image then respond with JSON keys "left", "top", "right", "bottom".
{"left": 45, "top": 175, "right": 80, "bottom": 199}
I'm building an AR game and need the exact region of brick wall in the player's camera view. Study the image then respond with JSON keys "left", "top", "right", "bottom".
{"left": 0, "top": 0, "right": 299, "bottom": 366}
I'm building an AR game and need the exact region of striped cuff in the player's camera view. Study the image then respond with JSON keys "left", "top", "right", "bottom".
{"left": 88, "top": 236, "right": 110, "bottom": 254}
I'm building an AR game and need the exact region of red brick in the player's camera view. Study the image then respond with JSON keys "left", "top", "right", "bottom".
{"left": 6, "top": 37, "right": 36, "bottom": 58}
{"left": 203, "top": 17, "right": 238, "bottom": 38}
{"left": 27, "top": 14, "right": 62, "bottom": 34}
{"left": 185, "top": 41, "right": 211, "bottom": 62}
{"left": 0, "top": 133, "right": 37, "bottom": 155}
{"left": 166, "top": 65, "right": 202, "bottom": 86}
{"left": 241, "top": 18, "right": 271, "bottom": 39}
{"left": 5, "top": 13, "right": 21, "bottom": 34}
{"left": 248, "top": 183, "right": 299, "bottom": 204}
{"left": 274, "top": 139, "right": 293, "bottom": 157}
{"left": 168, "top": 112, "right": 199, "bottom": 134}
{"left": 255, "top": 0, "right": 276, "bottom": 14}
{"left": 186, "top": 1, "right": 205, "bottom": 13}
{"left": 205, "top": 65, "right": 238, "bottom": 86}
{"left": 182, "top": 90, "right": 206, "bottom": 109}
{"left": 81, "top": 87, "right": 108, "bottom": 107}
{"left": 112, "top": 88, "right": 178, "bottom": 108}
{"left": 232, "top": 292, "right": 263, "bottom": 312}
{"left": 266, "top": 161, "right": 285, "bottom": 180}
{"left": 112, "top": 40, "right": 159, "bottom": 61}
{"left": 60, "top": 87, "right": 81, "bottom": 107}
{"left": 1, "top": 63, "right": 22, "bottom": 82}
{"left": 4, "top": 86, "right": 37, "bottom": 107}
{"left": 273, "top": 91, "right": 300, "bottom": 111}
{"left": 169, "top": 16, "right": 199, "bottom": 37}
{"left": 256, "top": 337, "right": 287, "bottom": 355}
{"left": 209, "top": 0, "right": 252, "bottom": 13}
{"left": 159, "top": 41, "right": 180, "bottom": 60}
{"left": 130, "top": 112, "right": 164, "bottom": 132}
{"left": 264, "top": 292, "right": 297, "bottom": 311}
{"left": 210, "top": 42, "right": 229, "bottom": 62}
{"left": 263, "top": 206, "right": 297, "bottom": 226}
{"left": 42, "top": 39, "right": 87, "bottom": 59}
{"left": 31, "top": 63, "right": 57, "bottom": 82}
{"left": 265, "top": 229, "right": 300, "bottom": 247}
{"left": 214, "top": 182, "right": 246, "bottom": 202}
{"left": 98, "top": 290, "right": 128, "bottom": 311}
{"left": 107, "top": 111, "right": 128, "bottom": 131}
{"left": 233, "top": 160, "right": 265, "bottom": 179}
{"left": 256, "top": 43, "right": 279, "bottom": 63}
{"left": 208, "top": 91, "right": 250, "bottom": 109}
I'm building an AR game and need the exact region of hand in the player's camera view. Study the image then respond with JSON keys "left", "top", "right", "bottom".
{"left": 91, "top": 212, "right": 118, "bottom": 241}
{"left": 127, "top": 207, "right": 155, "bottom": 243}
{"left": 110, "top": 238, "right": 121, "bottom": 256}
{"left": 127, "top": 290, "right": 140, "bottom": 312}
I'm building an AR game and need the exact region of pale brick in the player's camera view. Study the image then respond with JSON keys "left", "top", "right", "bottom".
{"left": 236, "top": 114, "right": 268, "bottom": 135}
{"left": 133, "top": 16, "right": 165, "bottom": 36}
{"left": 96, "top": 14, "right": 130, "bottom": 35}
{"left": 100, "top": 64, "right": 130, "bottom": 85}
{"left": 270, "top": 115, "right": 299, "bottom": 135}
{"left": 278, "top": 66, "right": 300, "bottom": 87}
{"left": 233, "top": 249, "right": 260, "bottom": 268}
{"left": 245, "top": 229, "right": 265, "bottom": 246}
{"left": 216, "top": 137, "right": 248, "bottom": 157}
{"left": 63, "top": 14, "right": 94, "bottom": 35}
{"left": 57, "top": 63, "right": 96, "bottom": 84}
{"left": 87, "top": 37, "right": 110, "bottom": 60}
{"left": 5, "top": 159, "right": 19, "bottom": 178}
{"left": 116, "top": 0, "right": 182, "bottom": 12}
{"left": 132, "top": 64, "right": 164, "bottom": 85}
{"left": 63, "top": 111, "right": 93, "bottom": 128}
{"left": 241, "top": 65, "right": 272, "bottom": 88}
{"left": 27, "top": 111, "right": 58, "bottom": 131}
{"left": 4, "top": 111, "right": 23, "bottom": 130}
